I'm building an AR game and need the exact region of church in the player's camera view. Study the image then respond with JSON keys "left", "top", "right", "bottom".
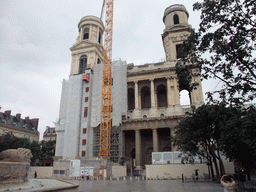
{"left": 54, "top": 4, "right": 204, "bottom": 173}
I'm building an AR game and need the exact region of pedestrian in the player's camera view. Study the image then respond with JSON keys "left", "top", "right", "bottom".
{"left": 195, "top": 170, "right": 198, "bottom": 180}
{"left": 220, "top": 175, "right": 237, "bottom": 192}
{"left": 81, "top": 173, "right": 84, "bottom": 180}
{"left": 34, "top": 171, "right": 37, "bottom": 178}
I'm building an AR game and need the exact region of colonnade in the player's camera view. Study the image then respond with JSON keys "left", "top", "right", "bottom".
{"left": 131, "top": 75, "right": 204, "bottom": 110}
{"left": 132, "top": 77, "right": 180, "bottom": 110}
{"left": 131, "top": 128, "right": 177, "bottom": 169}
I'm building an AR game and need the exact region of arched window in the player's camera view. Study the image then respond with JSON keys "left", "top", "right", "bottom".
{"left": 83, "top": 28, "right": 89, "bottom": 39}
{"left": 98, "top": 31, "right": 102, "bottom": 44}
{"left": 79, "top": 55, "right": 87, "bottom": 74}
{"left": 157, "top": 84, "right": 167, "bottom": 107}
{"left": 128, "top": 88, "right": 135, "bottom": 110}
{"left": 141, "top": 86, "right": 151, "bottom": 109}
{"left": 131, "top": 148, "right": 135, "bottom": 159}
{"left": 97, "top": 58, "right": 101, "bottom": 64}
{"left": 173, "top": 14, "right": 179, "bottom": 24}
{"left": 180, "top": 89, "right": 191, "bottom": 106}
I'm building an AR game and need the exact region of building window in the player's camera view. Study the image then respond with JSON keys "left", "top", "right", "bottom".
{"left": 157, "top": 84, "right": 167, "bottom": 107}
{"left": 54, "top": 170, "right": 60, "bottom": 174}
{"left": 83, "top": 28, "right": 89, "bottom": 39}
{"left": 83, "top": 128, "right": 87, "bottom": 134}
{"left": 128, "top": 88, "right": 135, "bottom": 110}
{"left": 82, "top": 151, "right": 86, "bottom": 157}
{"left": 141, "top": 86, "right": 151, "bottom": 109}
{"left": 79, "top": 55, "right": 87, "bottom": 74}
{"left": 84, "top": 107, "right": 88, "bottom": 117}
{"left": 82, "top": 139, "right": 86, "bottom": 145}
{"left": 176, "top": 44, "right": 183, "bottom": 59}
{"left": 85, "top": 87, "right": 89, "bottom": 92}
{"left": 97, "top": 58, "right": 101, "bottom": 64}
{"left": 98, "top": 31, "right": 102, "bottom": 44}
{"left": 60, "top": 170, "right": 65, "bottom": 175}
{"left": 174, "top": 14, "right": 179, "bottom": 24}
{"left": 85, "top": 97, "right": 89, "bottom": 102}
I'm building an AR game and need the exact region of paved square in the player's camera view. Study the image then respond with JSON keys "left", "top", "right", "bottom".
{"left": 70, "top": 180, "right": 224, "bottom": 192}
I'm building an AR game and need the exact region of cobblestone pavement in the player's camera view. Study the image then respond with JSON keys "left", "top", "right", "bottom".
{"left": 70, "top": 180, "right": 224, "bottom": 192}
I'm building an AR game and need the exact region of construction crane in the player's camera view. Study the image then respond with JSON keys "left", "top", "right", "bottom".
{"left": 99, "top": 0, "right": 114, "bottom": 160}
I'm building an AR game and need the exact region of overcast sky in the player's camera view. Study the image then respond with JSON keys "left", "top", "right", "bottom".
{"left": 0, "top": 0, "right": 218, "bottom": 140}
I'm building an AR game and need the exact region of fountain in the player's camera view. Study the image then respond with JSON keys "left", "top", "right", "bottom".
{"left": 0, "top": 148, "right": 31, "bottom": 183}
{"left": 0, "top": 148, "right": 79, "bottom": 192}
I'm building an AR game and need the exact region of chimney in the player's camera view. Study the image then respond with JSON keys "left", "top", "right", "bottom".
{"left": 4, "top": 110, "right": 11, "bottom": 118}
{"left": 25, "top": 116, "right": 29, "bottom": 124}
{"left": 31, "top": 118, "right": 39, "bottom": 130}
{"left": 16, "top": 113, "right": 21, "bottom": 122}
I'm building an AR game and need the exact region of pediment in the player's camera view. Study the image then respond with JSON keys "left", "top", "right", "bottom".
{"left": 166, "top": 24, "right": 192, "bottom": 32}
{"left": 70, "top": 41, "right": 103, "bottom": 51}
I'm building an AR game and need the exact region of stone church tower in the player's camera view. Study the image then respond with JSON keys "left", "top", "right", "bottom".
{"left": 162, "top": 4, "right": 204, "bottom": 105}
{"left": 162, "top": 4, "right": 192, "bottom": 61}
{"left": 55, "top": 15, "right": 127, "bottom": 160}
{"left": 69, "top": 16, "right": 104, "bottom": 76}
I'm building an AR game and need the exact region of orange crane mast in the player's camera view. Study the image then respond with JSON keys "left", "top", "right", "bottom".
{"left": 99, "top": 0, "right": 114, "bottom": 160}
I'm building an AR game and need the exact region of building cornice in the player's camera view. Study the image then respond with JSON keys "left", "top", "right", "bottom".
{"left": 0, "top": 123, "right": 39, "bottom": 135}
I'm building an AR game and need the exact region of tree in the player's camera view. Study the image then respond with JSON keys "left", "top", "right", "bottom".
{"left": 174, "top": 104, "right": 227, "bottom": 180}
{"left": 177, "top": 0, "right": 256, "bottom": 103}
{"left": 30, "top": 141, "right": 41, "bottom": 164}
{"left": 40, "top": 140, "right": 56, "bottom": 160}
{"left": 174, "top": 104, "right": 256, "bottom": 181}
{"left": 219, "top": 106, "right": 256, "bottom": 180}
{"left": 0, "top": 133, "right": 24, "bottom": 152}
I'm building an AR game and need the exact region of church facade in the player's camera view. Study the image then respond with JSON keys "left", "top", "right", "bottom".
{"left": 55, "top": 4, "right": 204, "bottom": 171}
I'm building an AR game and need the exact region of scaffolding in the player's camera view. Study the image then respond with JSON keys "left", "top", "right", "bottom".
{"left": 93, "top": 125, "right": 121, "bottom": 162}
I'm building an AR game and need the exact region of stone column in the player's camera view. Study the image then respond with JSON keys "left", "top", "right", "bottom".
{"left": 166, "top": 77, "right": 172, "bottom": 106}
{"left": 150, "top": 79, "right": 156, "bottom": 108}
{"left": 174, "top": 77, "right": 180, "bottom": 105}
{"left": 170, "top": 128, "right": 178, "bottom": 151}
{"left": 191, "top": 75, "right": 204, "bottom": 105}
{"left": 152, "top": 129, "right": 159, "bottom": 152}
{"left": 135, "top": 130, "right": 142, "bottom": 169}
{"left": 122, "top": 131, "right": 125, "bottom": 157}
{"left": 134, "top": 81, "right": 139, "bottom": 109}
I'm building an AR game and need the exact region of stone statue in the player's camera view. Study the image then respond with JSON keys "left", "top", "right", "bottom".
{"left": 0, "top": 148, "right": 33, "bottom": 163}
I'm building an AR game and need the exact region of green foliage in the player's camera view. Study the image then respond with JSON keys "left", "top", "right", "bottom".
{"left": 174, "top": 104, "right": 256, "bottom": 177}
{"left": 30, "top": 141, "right": 41, "bottom": 163}
{"left": 219, "top": 106, "right": 256, "bottom": 171}
{"left": 0, "top": 133, "right": 28, "bottom": 152}
{"left": 40, "top": 140, "right": 56, "bottom": 159}
{"left": 177, "top": 0, "right": 256, "bottom": 103}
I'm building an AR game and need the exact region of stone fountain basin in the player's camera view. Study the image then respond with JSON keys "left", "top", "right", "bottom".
{"left": 0, "top": 179, "right": 79, "bottom": 192}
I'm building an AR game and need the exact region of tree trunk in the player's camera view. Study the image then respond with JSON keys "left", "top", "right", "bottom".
{"left": 209, "top": 158, "right": 215, "bottom": 180}
{"left": 217, "top": 149, "right": 225, "bottom": 176}
{"left": 245, "top": 165, "right": 251, "bottom": 181}
{"left": 210, "top": 149, "right": 220, "bottom": 180}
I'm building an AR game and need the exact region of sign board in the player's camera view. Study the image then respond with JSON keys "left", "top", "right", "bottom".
{"left": 152, "top": 152, "right": 207, "bottom": 165}
{"left": 70, "top": 160, "right": 80, "bottom": 177}
{"left": 80, "top": 167, "right": 94, "bottom": 176}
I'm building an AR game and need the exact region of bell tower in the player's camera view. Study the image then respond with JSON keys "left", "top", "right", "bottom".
{"left": 162, "top": 4, "right": 204, "bottom": 106}
{"left": 69, "top": 16, "right": 104, "bottom": 76}
{"left": 162, "top": 4, "right": 193, "bottom": 61}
